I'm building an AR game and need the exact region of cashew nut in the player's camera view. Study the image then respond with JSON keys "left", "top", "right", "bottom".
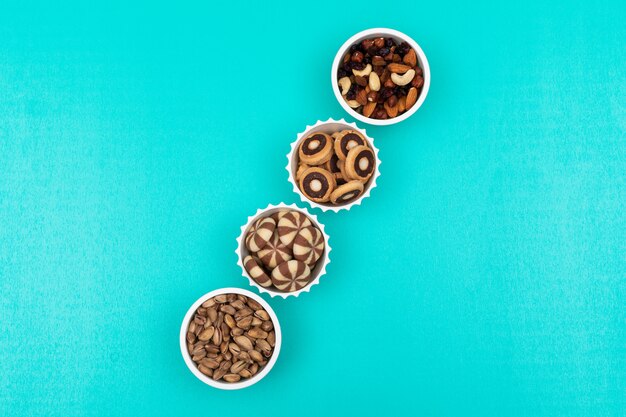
{"left": 368, "top": 72, "right": 380, "bottom": 92}
{"left": 390, "top": 69, "right": 415, "bottom": 86}
{"left": 352, "top": 64, "right": 372, "bottom": 77}
{"left": 338, "top": 77, "right": 351, "bottom": 96}
{"left": 345, "top": 99, "right": 361, "bottom": 108}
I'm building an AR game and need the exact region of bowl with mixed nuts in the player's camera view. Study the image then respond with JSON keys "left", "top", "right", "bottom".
{"left": 236, "top": 203, "right": 331, "bottom": 298}
{"left": 332, "top": 28, "right": 430, "bottom": 125}
{"left": 287, "top": 119, "right": 380, "bottom": 212}
{"left": 180, "top": 287, "right": 281, "bottom": 390}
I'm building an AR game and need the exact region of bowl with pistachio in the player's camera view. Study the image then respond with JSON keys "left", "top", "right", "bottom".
{"left": 180, "top": 287, "right": 281, "bottom": 390}
{"left": 332, "top": 28, "right": 430, "bottom": 125}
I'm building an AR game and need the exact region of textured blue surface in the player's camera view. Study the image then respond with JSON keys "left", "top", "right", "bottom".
{"left": 1, "top": 1, "right": 625, "bottom": 416}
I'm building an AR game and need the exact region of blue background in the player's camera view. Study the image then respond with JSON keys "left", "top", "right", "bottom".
{"left": 1, "top": 1, "right": 624, "bottom": 416}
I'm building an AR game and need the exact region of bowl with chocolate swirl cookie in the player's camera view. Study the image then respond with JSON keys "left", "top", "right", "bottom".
{"left": 287, "top": 119, "right": 380, "bottom": 212}
{"left": 236, "top": 203, "right": 331, "bottom": 298}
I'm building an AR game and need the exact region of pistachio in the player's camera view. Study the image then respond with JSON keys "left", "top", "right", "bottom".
{"left": 187, "top": 294, "right": 275, "bottom": 383}
{"left": 234, "top": 335, "right": 254, "bottom": 351}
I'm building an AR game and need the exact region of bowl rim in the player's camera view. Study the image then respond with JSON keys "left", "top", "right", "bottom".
{"left": 286, "top": 119, "right": 380, "bottom": 212}
{"left": 331, "top": 27, "right": 430, "bottom": 126}
{"left": 179, "top": 287, "right": 282, "bottom": 390}
{"left": 235, "top": 203, "right": 332, "bottom": 298}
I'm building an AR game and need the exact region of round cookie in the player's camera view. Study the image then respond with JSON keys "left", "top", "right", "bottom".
{"left": 334, "top": 130, "right": 367, "bottom": 160}
{"left": 295, "top": 163, "right": 310, "bottom": 181}
{"left": 293, "top": 227, "right": 325, "bottom": 266}
{"left": 271, "top": 260, "right": 312, "bottom": 292}
{"left": 330, "top": 180, "right": 364, "bottom": 205}
{"left": 344, "top": 145, "right": 376, "bottom": 182}
{"left": 324, "top": 153, "right": 341, "bottom": 175}
{"left": 298, "top": 133, "right": 333, "bottom": 165}
{"left": 277, "top": 210, "right": 312, "bottom": 248}
{"left": 245, "top": 216, "right": 276, "bottom": 253}
{"left": 243, "top": 255, "right": 272, "bottom": 288}
{"left": 257, "top": 232, "right": 293, "bottom": 269}
{"left": 298, "top": 167, "right": 336, "bottom": 203}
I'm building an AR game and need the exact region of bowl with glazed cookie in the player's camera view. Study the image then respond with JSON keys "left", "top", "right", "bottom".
{"left": 287, "top": 119, "right": 380, "bottom": 212}
{"left": 236, "top": 203, "right": 331, "bottom": 298}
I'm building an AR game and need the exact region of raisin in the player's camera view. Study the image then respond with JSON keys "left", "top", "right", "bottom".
{"left": 349, "top": 44, "right": 359, "bottom": 53}
{"left": 346, "top": 84, "right": 357, "bottom": 100}
{"left": 337, "top": 68, "right": 348, "bottom": 78}
{"left": 396, "top": 42, "right": 410, "bottom": 56}
{"left": 380, "top": 87, "right": 394, "bottom": 100}
{"left": 378, "top": 47, "right": 390, "bottom": 57}
{"left": 385, "top": 38, "right": 396, "bottom": 47}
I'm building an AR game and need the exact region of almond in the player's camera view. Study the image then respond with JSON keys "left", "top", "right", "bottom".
{"left": 356, "top": 89, "right": 368, "bottom": 106}
{"left": 406, "top": 87, "right": 418, "bottom": 110}
{"left": 403, "top": 49, "right": 417, "bottom": 67}
{"left": 362, "top": 102, "right": 376, "bottom": 118}
{"left": 384, "top": 101, "right": 398, "bottom": 118}
{"left": 398, "top": 96, "right": 407, "bottom": 113}
{"left": 372, "top": 55, "right": 386, "bottom": 66}
{"left": 387, "top": 63, "right": 412, "bottom": 74}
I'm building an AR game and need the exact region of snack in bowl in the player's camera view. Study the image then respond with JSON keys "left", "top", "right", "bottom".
{"left": 242, "top": 209, "right": 325, "bottom": 293}
{"left": 184, "top": 293, "right": 277, "bottom": 383}
{"left": 336, "top": 36, "right": 425, "bottom": 120}
{"left": 293, "top": 128, "right": 376, "bottom": 206}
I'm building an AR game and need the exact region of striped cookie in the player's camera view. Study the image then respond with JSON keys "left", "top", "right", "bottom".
{"left": 271, "top": 260, "right": 312, "bottom": 292}
{"left": 270, "top": 209, "right": 290, "bottom": 224}
{"left": 277, "top": 211, "right": 312, "bottom": 249}
{"left": 245, "top": 216, "right": 276, "bottom": 253}
{"left": 293, "top": 227, "right": 324, "bottom": 266}
{"left": 243, "top": 255, "right": 272, "bottom": 287}
{"left": 258, "top": 232, "right": 293, "bottom": 269}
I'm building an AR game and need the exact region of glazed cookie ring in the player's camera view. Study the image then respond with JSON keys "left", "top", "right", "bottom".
{"left": 243, "top": 255, "right": 272, "bottom": 288}
{"left": 245, "top": 216, "right": 276, "bottom": 252}
{"left": 298, "top": 167, "right": 336, "bottom": 203}
{"left": 277, "top": 211, "right": 312, "bottom": 248}
{"left": 344, "top": 145, "right": 376, "bottom": 182}
{"left": 258, "top": 232, "right": 293, "bottom": 269}
{"left": 324, "top": 153, "right": 341, "bottom": 176}
{"left": 293, "top": 227, "right": 325, "bottom": 266}
{"left": 330, "top": 180, "right": 364, "bottom": 205}
{"left": 334, "top": 130, "right": 366, "bottom": 160}
{"left": 298, "top": 132, "right": 333, "bottom": 165}
{"left": 271, "top": 260, "right": 312, "bottom": 292}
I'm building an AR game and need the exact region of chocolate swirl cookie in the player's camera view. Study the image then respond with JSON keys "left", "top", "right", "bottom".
{"left": 258, "top": 233, "right": 293, "bottom": 269}
{"left": 277, "top": 211, "right": 312, "bottom": 248}
{"left": 330, "top": 180, "right": 364, "bottom": 204}
{"left": 271, "top": 260, "right": 312, "bottom": 292}
{"left": 293, "top": 227, "right": 325, "bottom": 266}
{"left": 334, "top": 130, "right": 366, "bottom": 160}
{"left": 298, "top": 167, "right": 336, "bottom": 203}
{"left": 344, "top": 145, "right": 375, "bottom": 182}
{"left": 245, "top": 216, "right": 276, "bottom": 252}
{"left": 298, "top": 133, "right": 333, "bottom": 165}
{"left": 243, "top": 255, "right": 272, "bottom": 288}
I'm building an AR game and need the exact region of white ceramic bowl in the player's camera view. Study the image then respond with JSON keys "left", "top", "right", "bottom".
{"left": 331, "top": 28, "right": 430, "bottom": 126}
{"left": 180, "top": 287, "right": 282, "bottom": 390}
{"left": 236, "top": 203, "right": 331, "bottom": 298}
{"left": 287, "top": 119, "right": 380, "bottom": 212}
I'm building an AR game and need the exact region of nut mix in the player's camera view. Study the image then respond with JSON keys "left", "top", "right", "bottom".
{"left": 186, "top": 293, "right": 276, "bottom": 383}
{"left": 337, "top": 37, "right": 424, "bottom": 119}
{"left": 243, "top": 209, "right": 325, "bottom": 292}
{"left": 294, "top": 129, "right": 375, "bottom": 205}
